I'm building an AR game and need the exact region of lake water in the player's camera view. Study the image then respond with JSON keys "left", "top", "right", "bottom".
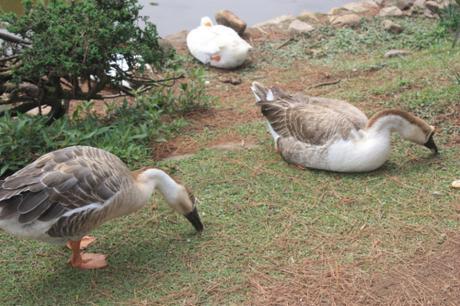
{"left": 1, "top": 0, "right": 353, "bottom": 36}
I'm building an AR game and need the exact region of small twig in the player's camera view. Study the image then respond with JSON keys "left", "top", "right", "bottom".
{"left": 308, "top": 79, "right": 341, "bottom": 89}
{"left": 277, "top": 38, "right": 297, "bottom": 49}
{"left": 0, "top": 54, "right": 20, "bottom": 63}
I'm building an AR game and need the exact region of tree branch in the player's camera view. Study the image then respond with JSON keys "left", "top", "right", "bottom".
{"left": 0, "top": 55, "right": 20, "bottom": 63}
{"left": 0, "top": 31, "right": 31, "bottom": 45}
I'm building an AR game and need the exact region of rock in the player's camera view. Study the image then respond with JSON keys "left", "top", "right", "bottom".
{"left": 343, "top": 1, "right": 379, "bottom": 13}
{"left": 383, "top": 19, "right": 404, "bottom": 33}
{"left": 329, "top": 7, "right": 350, "bottom": 15}
{"left": 329, "top": 14, "right": 361, "bottom": 27}
{"left": 373, "top": 0, "right": 385, "bottom": 5}
{"left": 452, "top": 180, "right": 460, "bottom": 189}
{"left": 298, "top": 11, "right": 321, "bottom": 23}
{"left": 425, "top": 1, "right": 441, "bottom": 14}
{"left": 253, "top": 15, "right": 295, "bottom": 29}
{"left": 412, "top": 0, "right": 426, "bottom": 9}
{"left": 424, "top": 8, "right": 438, "bottom": 18}
{"left": 384, "top": 0, "right": 415, "bottom": 10}
{"left": 215, "top": 10, "right": 247, "bottom": 35}
{"left": 288, "top": 20, "right": 315, "bottom": 34}
{"left": 410, "top": 0, "right": 426, "bottom": 14}
{"left": 378, "top": 6, "right": 404, "bottom": 16}
{"left": 440, "top": 0, "right": 452, "bottom": 9}
{"left": 384, "top": 49, "right": 411, "bottom": 58}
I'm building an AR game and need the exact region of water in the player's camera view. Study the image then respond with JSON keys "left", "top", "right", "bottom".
{"left": 140, "top": 0, "right": 353, "bottom": 36}
{"left": 1, "top": 0, "right": 353, "bottom": 36}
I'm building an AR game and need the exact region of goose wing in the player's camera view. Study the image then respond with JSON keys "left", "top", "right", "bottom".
{"left": 0, "top": 146, "right": 131, "bottom": 231}
{"left": 258, "top": 98, "right": 365, "bottom": 145}
{"left": 296, "top": 95, "right": 368, "bottom": 127}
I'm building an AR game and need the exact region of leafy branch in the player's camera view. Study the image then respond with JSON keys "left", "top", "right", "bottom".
{"left": 0, "top": 0, "right": 177, "bottom": 123}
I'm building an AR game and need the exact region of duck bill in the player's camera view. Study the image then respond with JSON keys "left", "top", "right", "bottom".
{"left": 184, "top": 206, "right": 204, "bottom": 232}
{"left": 424, "top": 135, "right": 438, "bottom": 155}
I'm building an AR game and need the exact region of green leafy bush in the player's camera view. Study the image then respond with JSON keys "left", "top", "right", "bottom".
{"left": 0, "top": 0, "right": 174, "bottom": 120}
{"left": 0, "top": 69, "right": 211, "bottom": 176}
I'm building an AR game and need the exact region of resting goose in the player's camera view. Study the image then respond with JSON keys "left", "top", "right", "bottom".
{"left": 251, "top": 82, "right": 438, "bottom": 172}
{"left": 0, "top": 146, "right": 203, "bottom": 269}
{"left": 186, "top": 17, "right": 252, "bottom": 69}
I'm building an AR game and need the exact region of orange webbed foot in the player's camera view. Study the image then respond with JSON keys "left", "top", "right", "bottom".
{"left": 66, "top": 236, "right": 96, "bottom": 250}
{"left": 69, "top": 253, "right": 108, "bottom": 270}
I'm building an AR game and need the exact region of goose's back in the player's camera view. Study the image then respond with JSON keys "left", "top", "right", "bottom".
{"left": 259, "top": 94, "right": 368, "bottom": 145}
{"left": 0, "top": 146, "right": 133, "bottom": 241}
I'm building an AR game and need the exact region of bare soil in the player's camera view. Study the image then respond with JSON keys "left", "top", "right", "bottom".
{"left": 152, "top": 107, "right": 260, "bottom": 160}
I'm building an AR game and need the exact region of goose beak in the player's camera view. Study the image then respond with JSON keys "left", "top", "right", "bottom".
{"left": 184, "top": 206, "right": 204, "bottom": 232}
{"left": 424, "top": 134, "right": 438, "bottom": 155}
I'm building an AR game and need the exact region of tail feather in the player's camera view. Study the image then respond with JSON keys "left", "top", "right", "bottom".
{"left": 251, "top": 82, "right": 268, "bottom": 103}
{"left": 252, "top": 82, "right": 293, "bottom": 140}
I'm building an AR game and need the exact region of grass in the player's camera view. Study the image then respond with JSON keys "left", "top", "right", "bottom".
{"left": 0, "top": 15, "right": 459, "bottom": 305}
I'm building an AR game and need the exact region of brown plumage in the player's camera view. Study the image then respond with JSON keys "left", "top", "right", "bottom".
{"left": 0, "top": 146, "right": 131, "bottom": 238}
{"left": 251, "top": 82, "right": 438, "bottom": 172}
{"left": 0, "top": 146, "right": 203, "bottom": 269}
{"left": 254, "top": 84, "right": 367, "bottom": 145}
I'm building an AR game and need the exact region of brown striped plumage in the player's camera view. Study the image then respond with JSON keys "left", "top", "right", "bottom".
{"left": 253, "top": 83, "right": 368, "bottom": 145}
{"left": 0, "top": 146, "right": 134, "bottom": 240}
{"left": 252, "top": 82, "right": 438, "bottom": 172}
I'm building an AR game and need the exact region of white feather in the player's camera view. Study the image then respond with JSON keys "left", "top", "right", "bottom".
{"left": 187, "top": 17, "right": 252, "bottom": 69}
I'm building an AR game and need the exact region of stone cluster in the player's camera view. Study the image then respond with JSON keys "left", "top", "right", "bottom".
{"left": 163, "top": 0, "right": 456, "bottom": 52}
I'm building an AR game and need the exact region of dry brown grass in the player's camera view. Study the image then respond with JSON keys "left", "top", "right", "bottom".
{"left": 249, "top": 232, "right": 460, "bottom": 306}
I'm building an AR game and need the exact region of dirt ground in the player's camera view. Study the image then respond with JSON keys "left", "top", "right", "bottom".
{"left": 250, "top": 231, "right": 460, "bottom": 306}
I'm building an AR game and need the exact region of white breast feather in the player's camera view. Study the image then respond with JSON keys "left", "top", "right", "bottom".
{"left": 326, "top": 133, "right": 391, "bottom": 172}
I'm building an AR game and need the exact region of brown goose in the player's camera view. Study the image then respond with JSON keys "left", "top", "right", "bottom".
{"left": 251, "top": 82, "right": 438, "bottom": 172}
{"left": 0, "top": 146, "right": 203, "bottom": 269}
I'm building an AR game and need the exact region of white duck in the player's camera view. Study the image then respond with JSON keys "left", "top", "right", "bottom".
{"left": 251, "top": 82, "right": 438, "bottom": 173}
{"left": 187, "top": 17, "right": 252, "bottom": 69}
{"left": 0, "top": 146, "right": 203, "bottom": 269}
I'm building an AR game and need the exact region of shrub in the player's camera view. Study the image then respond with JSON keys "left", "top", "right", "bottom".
{"left": 0, "top": 0, "right": 175, "bottom": 121}
{"left": 0, "top": 68, "right": 211, "bottom": 177}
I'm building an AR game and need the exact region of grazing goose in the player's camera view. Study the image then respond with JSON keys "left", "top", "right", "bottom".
{"left": 251, "top": 82, "right": 438, "bottom": 172}
{"left": 0, "top": 146, "right": 203, "bottom": 269}
{"left": 186, "top": 17, "right": 252, "bottom": 69}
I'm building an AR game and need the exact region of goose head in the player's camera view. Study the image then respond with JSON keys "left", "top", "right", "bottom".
{"left": 135, "top": 168, "right": 204, "bottom": 232}
{"left": 200, "top": 16, "right": 213, "bottom": 27}
{"left": 368, "top": 110, "right": 438, "bottom": 154}
{"left": 393, "top": 114, "right": 438, "bottom": 154}
{"left": 398, "top": 121, "right": 437, "bottom": 154}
